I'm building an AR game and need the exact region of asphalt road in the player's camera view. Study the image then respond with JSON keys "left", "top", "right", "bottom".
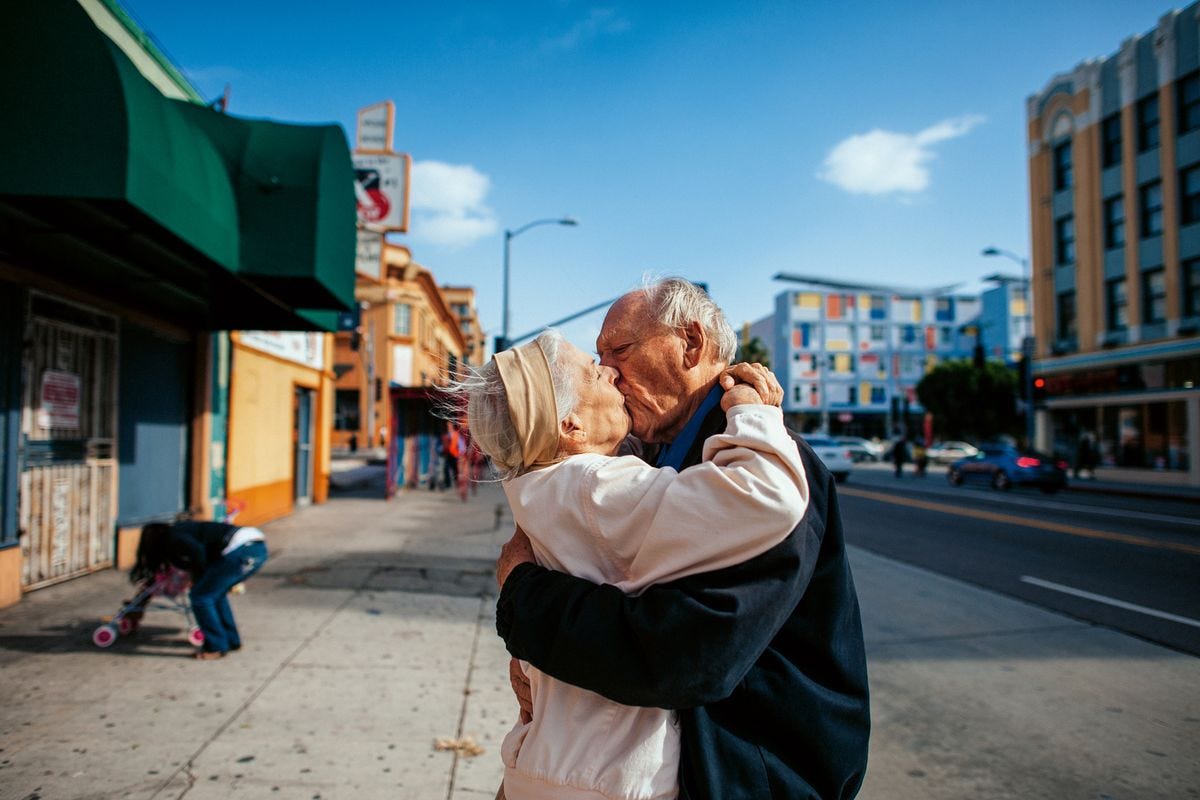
{"left": 837, "top": 463, "right": 1200, "bottom": 656}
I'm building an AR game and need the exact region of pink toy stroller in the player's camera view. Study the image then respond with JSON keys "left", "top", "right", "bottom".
{"left": 92, "top": 566, "right": 204, "bottom": 648}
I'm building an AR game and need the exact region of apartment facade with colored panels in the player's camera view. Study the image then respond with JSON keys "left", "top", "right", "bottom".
{"left": 772, "top": 281, "right": 980, "bottom": 437}
{"left": 1027, "top": 4, "right": 1200, "bottom": 484}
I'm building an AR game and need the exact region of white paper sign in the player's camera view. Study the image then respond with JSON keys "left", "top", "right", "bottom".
{"left": 356, "top": 229, "right": 384, "bottom": 280}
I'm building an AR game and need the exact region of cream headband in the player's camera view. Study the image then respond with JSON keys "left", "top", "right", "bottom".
{"left": 494, "top": 340, "right": 560, "bottom": 469}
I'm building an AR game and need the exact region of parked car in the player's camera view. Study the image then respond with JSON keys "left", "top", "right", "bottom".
{"left": 801, "top": 435, "right": 853, "bottom": 483}
{"left": 927, "top": 440, "right": 979, "bottom": 464}
{"left": 833, "top": 436, "right": 884, "bottom": 462}
{"left": 947, "top": 444, "right": 1068, "bottom": 493}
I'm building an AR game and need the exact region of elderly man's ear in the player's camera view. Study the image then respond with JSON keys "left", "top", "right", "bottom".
{"left": 681, "top": 321, "right": 707, "bottom": 368}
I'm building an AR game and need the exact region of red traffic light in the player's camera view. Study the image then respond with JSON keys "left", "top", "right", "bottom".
{"left": 1033, "top": 377, "right": 1046, "bottom": 389}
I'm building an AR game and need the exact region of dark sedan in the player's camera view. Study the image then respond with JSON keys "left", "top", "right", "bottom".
{"left": 947, "top": 444, "right": 1068, "bottom": 493}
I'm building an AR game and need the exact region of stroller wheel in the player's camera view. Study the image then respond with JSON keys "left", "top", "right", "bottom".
{"left": 117, "top": 616, "right": 139, "bottom": 635}
{"left": 92, "top": 624, "right": 118, "bottom": 648}
{"left": 187, "top": 627, "right": 205, "bottom": 647}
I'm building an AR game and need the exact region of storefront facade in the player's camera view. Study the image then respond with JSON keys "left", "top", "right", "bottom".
{"left": 0, "top": 1, "right": 356, "bottom": 606}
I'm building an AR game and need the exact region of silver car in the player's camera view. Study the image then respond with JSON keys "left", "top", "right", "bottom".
{"left": 927, "top": 440, "right": 979, "bottom": 464}
{"left": 801, "top": 435, "right": 854, "bottom": 483}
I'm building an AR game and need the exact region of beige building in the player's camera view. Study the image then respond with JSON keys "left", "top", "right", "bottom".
{"left": 1026, "top": 4, "right": 1200, "bottom": 485}
{"left": 332, "top": 244, "right": 476, "bottom": 491}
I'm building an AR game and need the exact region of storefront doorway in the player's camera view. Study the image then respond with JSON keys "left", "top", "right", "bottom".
{"left": 293, "top": 386, "right": 315, "bottom": 506}
{"left": 19, "top": 294, "right": 118, "bottom": 589}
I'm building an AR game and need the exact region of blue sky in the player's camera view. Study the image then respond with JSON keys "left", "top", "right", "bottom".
{"left": 124, "top": 0, "right": 1168, "bottom": 352}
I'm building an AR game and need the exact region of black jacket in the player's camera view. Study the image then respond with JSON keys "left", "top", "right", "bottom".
{"left": 166, "top": 521, "right": 240, "bottom": 580}
{"left": 496, "top": 406, "right": 870, "bottom": 799}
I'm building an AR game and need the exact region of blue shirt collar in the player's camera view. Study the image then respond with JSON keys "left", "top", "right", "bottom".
{"left": 655, "top": 384, "right": 724, "bottom": 471}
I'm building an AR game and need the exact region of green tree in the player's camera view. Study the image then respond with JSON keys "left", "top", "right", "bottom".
{"left": 737, "top": 336, "right": 771, "bottom": 368}
{"left": 916, "top": 359, "right": 1019, "bottom": 442}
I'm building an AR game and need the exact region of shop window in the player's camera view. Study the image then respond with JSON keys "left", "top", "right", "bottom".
{"left": 1055, "top": 215, "right": 1075, "bottom": 264}
{"left": 1140, "top": 181, "right": 1163, "bottom": 238}
{"left": 1106, "top": 278, "right": 1127, "bottom": 331}
{"left": 1137, "top": 95, "right": 1159, "bottom": 152}
{"left": 1179, "top": 72, "right": 1200, "bottom": 134}
{"left": 1101, "top": 113, "right": 1122, "bottom": 168}
{"left": 334, "top": 389, "right": 361, "bottom": 431}
{"left": 1056, "top": 290, "right": 1077, "bottom": 341}
{"left": 1104, "top": 196, "right": 1125, "bottom": 248}
{"left": 1053, "top": 141, "right": 1072, "bottom": 191}
{"left": 1182, "top": 165, "right": 1200, "bottom": 225}
{"left": 1142, "top": 269, "right": 1166, "bottom": 324}
{"left": 1185, "top": 257, "right": 1200, "bottom": 317}
{"left": 393, "top": 302, "right": 412, "bottom": 335}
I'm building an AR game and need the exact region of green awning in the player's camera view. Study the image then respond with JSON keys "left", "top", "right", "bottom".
{"left": 0, "top": 0, "right": 354, "bottom": 331}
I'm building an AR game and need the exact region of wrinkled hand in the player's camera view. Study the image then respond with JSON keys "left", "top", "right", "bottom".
{"left": 497, "top": 526, "right": 534, "bottom": 589}
{"left": 719, "top": 362, "right": 783, "bottom": 411}
{"left": 510, "top": 657, "right": 533, "bottom": 724}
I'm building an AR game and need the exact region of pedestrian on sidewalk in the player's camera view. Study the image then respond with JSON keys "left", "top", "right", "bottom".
{"left": 457, "top": 330, "right": 808, "bottom": 800}
{"left": 492, "top": 279, "right": 869, "bottom": 800}
{"left": 131, "top": 519, "right": 268, "bottom": 659}
{"left": 892, "top": 430, "right": 909, "bottom": 478}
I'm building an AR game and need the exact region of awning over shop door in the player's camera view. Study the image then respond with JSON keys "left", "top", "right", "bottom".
{"left": 0, "top": 0, "right": 355, "bottom": 330}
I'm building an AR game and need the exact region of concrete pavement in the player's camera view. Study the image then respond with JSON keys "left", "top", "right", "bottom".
{"left": 0, "top": 473, "right": 1197, "bottom": 799}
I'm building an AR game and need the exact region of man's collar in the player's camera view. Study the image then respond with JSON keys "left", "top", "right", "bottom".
{"left": 654, "top": 384, "right": 724, "bottom": 471}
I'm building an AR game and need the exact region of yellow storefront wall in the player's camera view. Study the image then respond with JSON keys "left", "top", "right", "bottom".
{"left": 228, "top": 334, "right": 333, "bottom": 527}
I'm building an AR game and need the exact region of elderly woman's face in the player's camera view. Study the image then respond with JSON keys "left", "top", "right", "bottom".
{"left": 560, "top": 342, "right": 630, "bottom": 454}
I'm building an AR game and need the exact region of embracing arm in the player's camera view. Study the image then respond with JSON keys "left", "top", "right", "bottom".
{"left": 497, "top": 461, "right": 830, "bottom": 709}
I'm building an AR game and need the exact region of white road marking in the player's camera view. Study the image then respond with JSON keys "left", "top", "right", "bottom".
{"left": 1020, "top": 576, "right": 1200, "bottom": 629}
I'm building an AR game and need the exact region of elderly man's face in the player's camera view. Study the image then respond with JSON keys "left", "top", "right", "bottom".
{"left": 596, "top": 294, "right": 691, "bottom": 443}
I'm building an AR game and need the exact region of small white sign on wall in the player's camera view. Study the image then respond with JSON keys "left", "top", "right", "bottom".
{"left": 392, "top": 344, "right": 413, "bottom": 387}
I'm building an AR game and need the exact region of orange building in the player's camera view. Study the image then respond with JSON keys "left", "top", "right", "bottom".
{"left": 332, "top": 243, "right": 477, "bottom": 490}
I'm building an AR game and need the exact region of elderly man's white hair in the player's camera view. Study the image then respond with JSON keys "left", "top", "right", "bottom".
{"left": 448, "top": 330, "right": 577, "bottom": 481}
{"left": 638, "top": 276, "right": 737, "bottom": 364}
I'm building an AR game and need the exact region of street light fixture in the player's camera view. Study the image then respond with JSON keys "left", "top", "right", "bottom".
{"left": 499, "top": 216, "right": 578, "bottom": 352}
{"left": 981, "top": 246, "right": 1035, "bottom": 447}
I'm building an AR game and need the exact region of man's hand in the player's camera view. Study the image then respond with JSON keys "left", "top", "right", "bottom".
{"left": 497, "top": 526, "right": 534, "bottom": 588}
{"left": 510, "top": 657, "right": 533, "bottom": 724}
{"left": 719, "top": 362, "right": 783, "bottom": 410}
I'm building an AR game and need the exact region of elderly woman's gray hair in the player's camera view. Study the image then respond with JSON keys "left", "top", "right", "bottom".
{"left": 448, "top": 330, "right": 577, "bottom": 481}
{"left": 640, "top": 277, "right": 737, "bottom": 364}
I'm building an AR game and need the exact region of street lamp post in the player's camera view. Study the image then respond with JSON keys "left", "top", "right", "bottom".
{"left": 499, "top": 216, "right": 578, "bottom": 352}
{"left": 982, "top": 246, "right": 1035, "bottom": 447}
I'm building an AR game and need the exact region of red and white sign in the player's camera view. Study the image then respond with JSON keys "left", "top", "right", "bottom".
{"left": 353, "top": 153, "right": 411, "bottom": 232}
{"left": 38, "top": 370, "right": 81, "bottom": 429}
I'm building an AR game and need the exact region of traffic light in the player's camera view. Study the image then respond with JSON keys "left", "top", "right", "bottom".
{"left": 1032, "top": 376, "right": 1047, "bottom": 404}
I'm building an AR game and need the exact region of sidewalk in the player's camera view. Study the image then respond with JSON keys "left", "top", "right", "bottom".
{"left": 1, "top": 477, "right": 1197, "bottom": 799}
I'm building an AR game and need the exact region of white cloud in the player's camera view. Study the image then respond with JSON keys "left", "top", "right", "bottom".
{"left": 409, "top": 160, "right": 498, "bottom": 249}
{"left": 818, "top": 115, "right": 984, "bottom": 196}
{"left": 543, "top": 7, "right": 631, "bottom": 51}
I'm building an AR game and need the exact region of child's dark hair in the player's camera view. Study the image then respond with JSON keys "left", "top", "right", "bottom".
{"left": 130, "top": 523, "right": 173, "bottom": 584}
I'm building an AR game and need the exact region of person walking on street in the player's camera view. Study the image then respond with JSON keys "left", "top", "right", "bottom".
{"left": 131, "top": 519, "right": 268, "bottom": 660}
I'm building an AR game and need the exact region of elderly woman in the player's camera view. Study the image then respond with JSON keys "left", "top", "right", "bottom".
{"left": 459, "top": 330, "right": 808, "bottom": 800}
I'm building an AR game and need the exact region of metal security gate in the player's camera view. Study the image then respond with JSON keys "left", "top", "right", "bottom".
{"left": 19, "top": 294, "right": 118, "bottom": 589}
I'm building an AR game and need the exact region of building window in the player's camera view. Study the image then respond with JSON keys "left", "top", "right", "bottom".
{"left": 1101, "top": 113, "right": 1122, "bottom": 168}
{"left": 1137, "top": 95, "right": 1160, "bottom": 152}
{"left": 1053, "top": 141, "right": 1072, "bottom": 191}
{"left": 1179, "top": 72, "right": 1200, "bottom": 134}
{"left": 393, "top": 302, "right": 412, "bottom": 335}
{"left": 1185, "top": 257, "right": 1200, "bottom": 317}
{"left": 1106, "top": 278, "right": 1127, "bottom": 331}
{"left": 1142, "top": 269, "right": 1166, "bottom": 324}
{"left": 1103, "top": 196, "right": 1125, "bottom": 248}
{"left": 870, "top": 385, "right": 887, "bottom": 404}
{"left": 1182, "top": 165, "right": 1200, "bottom": 225}
{"left": 869, "top": 295, "right": 887, "bottom": 320}
{"left": 1140, "top": 181, "right": 1163, "bottom": 238}
{"left": 901, "top": 325, "right": 917, "bottom": 344}
{"left": 869, "top": 324, "right": 886, "bottom": 341}
{"left": 1055, "top": 215, "right": 1075, "bottom": 264}
{"left": 935, "top": 297, "right": 954, "bottom": 322}
{"left": 1056, "top": 290, "right": 1077, "bottom": 341}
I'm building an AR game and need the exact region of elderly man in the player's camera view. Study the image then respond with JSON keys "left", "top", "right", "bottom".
{"left": 496, "top": 278, "right": 870, "bottom": 799}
